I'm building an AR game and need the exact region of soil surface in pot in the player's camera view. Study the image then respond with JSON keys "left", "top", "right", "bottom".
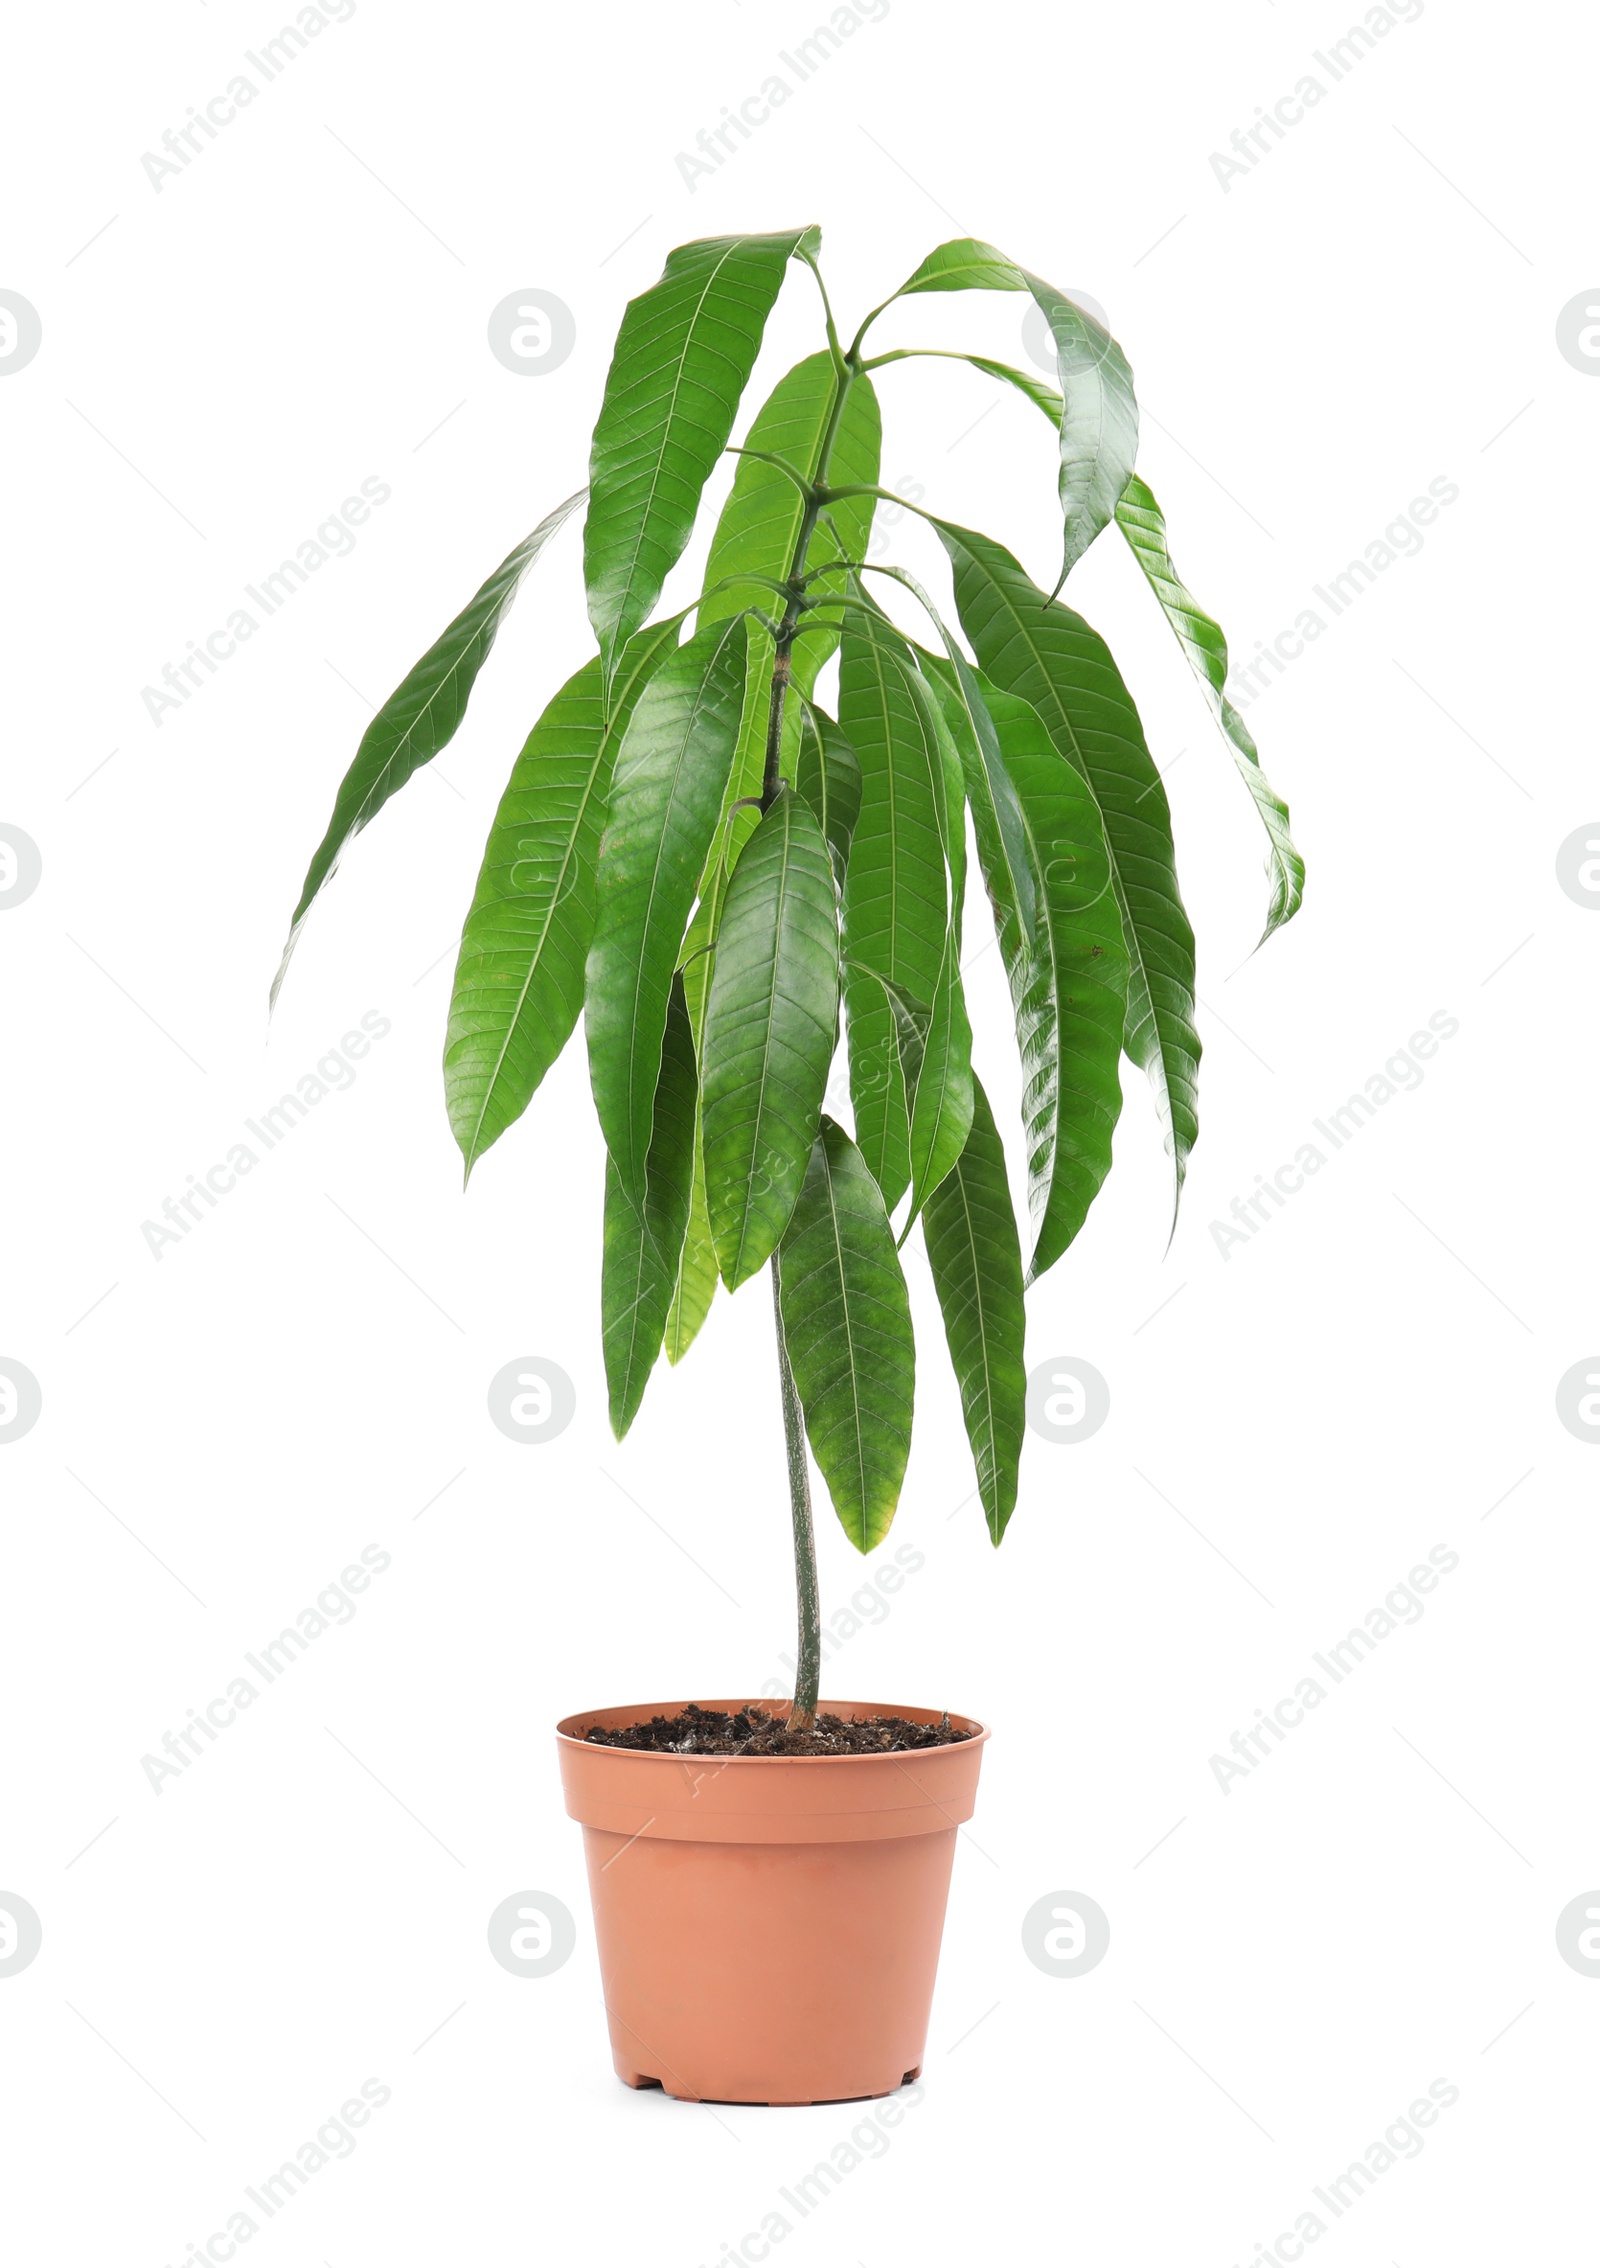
{"left": 580, "top": 1703, "right": 976, "bottom": 1757}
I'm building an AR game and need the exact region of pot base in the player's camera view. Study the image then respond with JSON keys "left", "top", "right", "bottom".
{"left": 615, "top": 2057, "right": 923, "bottom": 2107}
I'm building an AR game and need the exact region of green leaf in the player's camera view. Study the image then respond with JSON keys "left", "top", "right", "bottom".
{"left": 1116, "top": 473, "right": 1304, "bottom": 941}
{"left": 701, "top": 790, "right": 840, "bottom": 1289}
{"left": 585, "top": 616, "right": 747, "bottom": 1204}
{"left": 961, "top": 670, "right": 1129, "bottom": 1278}
{"left": 793, "top": 701, "right": 861, "bottom": 885}
{"left": 890, "top": 238, "right": 1138, "bottom": 590}
{"left": 903, "top": 928, "right": 974, "bottom": 1238}
{"left": 777, "top": 1116, "right": 915, "bottom": 1552}
{"left": 895, "top": 239, "right": 1029, "bottom": 295}
{"left": 871, "top": 565, "right": 1035, "bottom": 935}
{"left": 694, "top": 356, "right": 881, "bottom": 876}
{"left": 701, "top": 352, "right": 882, "bottom": 663}
{"left": 937, "top": 518, "right": 1198, "bottom": 1223}
{"left": 954, "top": 354, "right": 1063, "bottom": 424}
{"left": 838, "top": 611, "right": 950, "bottom": 1212}
{"left": 923, "top": 1078, "right": 1026, "bottom": 1543}
{"left": 664, "top": 1116, "right": 718, "bottom": 1364}
{"left": 274, "top": 489, "right": 585, "bottom": 1006}
{"left": 444, "top": 621, "right": 680, "bottom": 1177}
{"left": 602, "top": 977, "right": 698, "bottom": 1437}
{"left": 584, "top": 231, "right": 816, "bottom": 683}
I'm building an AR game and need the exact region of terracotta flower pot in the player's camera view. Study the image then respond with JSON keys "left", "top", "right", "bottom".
{"left": 556, "top": 1697, "right": 988, "bottom": 2106}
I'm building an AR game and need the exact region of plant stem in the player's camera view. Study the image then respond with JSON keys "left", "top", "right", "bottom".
{"left": 772, "top": 1257, "right": 820, "bottom": 1730}
{"left": 761, "top": 325, "right": 860, "bottom": 1727}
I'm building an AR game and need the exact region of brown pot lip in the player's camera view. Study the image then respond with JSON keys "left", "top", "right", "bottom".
{"left": 555, "top": 1697, "right": 991, "bottom": 1760}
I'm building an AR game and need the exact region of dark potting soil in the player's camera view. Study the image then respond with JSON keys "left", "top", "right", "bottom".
{"left": 580, "top": 1703, "right": 975, "bottom": 1757}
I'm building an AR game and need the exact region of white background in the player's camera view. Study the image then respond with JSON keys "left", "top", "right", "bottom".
{"left": 2, "top": 0, "right": 1596, "bottom": 2261}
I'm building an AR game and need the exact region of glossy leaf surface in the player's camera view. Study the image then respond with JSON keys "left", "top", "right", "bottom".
{"left": 585, "top": 616, "right": 747, "bottom": 1205}
{"left": 938, "top": 517, "right": 1200, "bottom": 1217}
{"left": 602, "top": 978, "right": 698, "bottom": 1436}
{"left": 893, "top": 237, "right": 1137, "bottom": 587}
{"left": 960, "top": 669, "right": 1129, "bottom": 1276}
{"left": 838, "top": 611, "right": 949, "bottom": 1211}
{"left": 584, "top": 230, "right": 815, "bottom": 682}
{"left": 923, "top": 1078, "right": 1026, "bottom": 1541}
{"left": 445, "top": 622, "right": 679, "bottom": 1176}
{"left": 701, "top": 792, "right": 840, "bottom": 1289}
{"left": 777, "top": 1116, "right": 915, "bottom": 1552}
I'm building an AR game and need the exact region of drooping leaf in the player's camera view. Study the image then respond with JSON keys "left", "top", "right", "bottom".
{"left": 871, "top": 564, "right": 1035, "bottom": 935}
{"left": 890, "top": 238, "right": 1138, "bottom": 590}
{"left": 960, "top": 670, "right": 1129, "bottom": 1278}
{"left": 936, "top": 518, "right": 1198, "bottom": 1222}
{"left": 851, "top": 960, "right": 929, "bottom": 1103}
{"left": 838, "top": 611, "right": 950, "bottom": 1212}
{"left": 584, "top": 230, "right": 816, "bottom": 683}
{"left": 903, "top": 928, "right": 974, "bottom": 1238}
{"left": 274, "top": 489, "right": 585, "bottom": 1005}
{"left": 923, "top": 1078, "right": 1026, "bottom": 1543}
{"left": 952, "top": 353, "right": 1064, "bottom": 424}
{"left": 700, "top": 791, "right": 840, "bottom": 1289}
{"left": 602, "top": 977, "right": 698, "bottom": 1436}
{"left": 777, "top": 1116, "right": 915, "bottom": 1552}
{"left": 585, "top": 616, "right": 747, "bottom": 1204}
{"left": 444, "top": 621, "right": 680, "bottom": 1177}
{"left": 793, "top": 702, "right": 861, "bottom": 885}
{"left": 664, "top": 1115, "right": 718, "bottom": 1364}
{"left": 1116, "top": 473, "right": 1304, "bottom": 941}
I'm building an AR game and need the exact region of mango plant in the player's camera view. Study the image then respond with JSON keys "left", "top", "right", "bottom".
{"left": 275, "top": 228, "right": 1301, "bottom": 1728}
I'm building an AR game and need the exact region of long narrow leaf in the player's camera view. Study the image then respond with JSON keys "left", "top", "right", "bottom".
{"left": 870, "top": 564, "right": 1035, "bottom": 934}
{"left": 923, "top": 1078, "right": 1026, "bottom": 1542}
{"left": 701, "top": 351, "right": 881, "bottom": 655}
{"left": 274, "top": 488, "right": 585, "bottom": 1005}
{"left": 777, "top": 1116, "right": 915, "bottom": 1552}
{"left": 936, "top": 518, "right": 1198, "bottom": 1221}
{"left": 903, "top": 927, "right": 974, "bottom": 1237}
{"left": 602, "top": 978, "right": 698, "bottom": 1436}
{"left": 584, "top": 230, "right": 816, "bottom": 683}
{"left": 701, "top": 791, "right": 840, "bottom": 1289}
{"left": 664, "top": 1118, "right": 718, "bottom": 1364}
{"left": 838, "top": 612, "right": 949, "bottom": 1211}
{"left": 959, "top": 669, "right": 1129, "bottom": 1277}
{"left": 444, "top": 621, "right": 679, "bottom": 1177}
{"left": 1116, "top": 473, "right": 1304, "bottom": 940}
{"left": 891, "top": 238, "right": 1138, "bottom": 589}
{"left": 585, "top": 616, "right": 747, "bottom": 1204}
{"left": 793, "top": 702, "right": 861, "bottom": 885}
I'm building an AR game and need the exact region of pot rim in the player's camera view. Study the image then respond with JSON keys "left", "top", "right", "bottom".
{"left": 555, "top": 1696, "right": 990, "bottom": 1762}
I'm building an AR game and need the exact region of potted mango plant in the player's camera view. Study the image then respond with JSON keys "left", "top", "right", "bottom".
{"left": 274, "top": 229, "right": 1301, "bottom": 2105}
